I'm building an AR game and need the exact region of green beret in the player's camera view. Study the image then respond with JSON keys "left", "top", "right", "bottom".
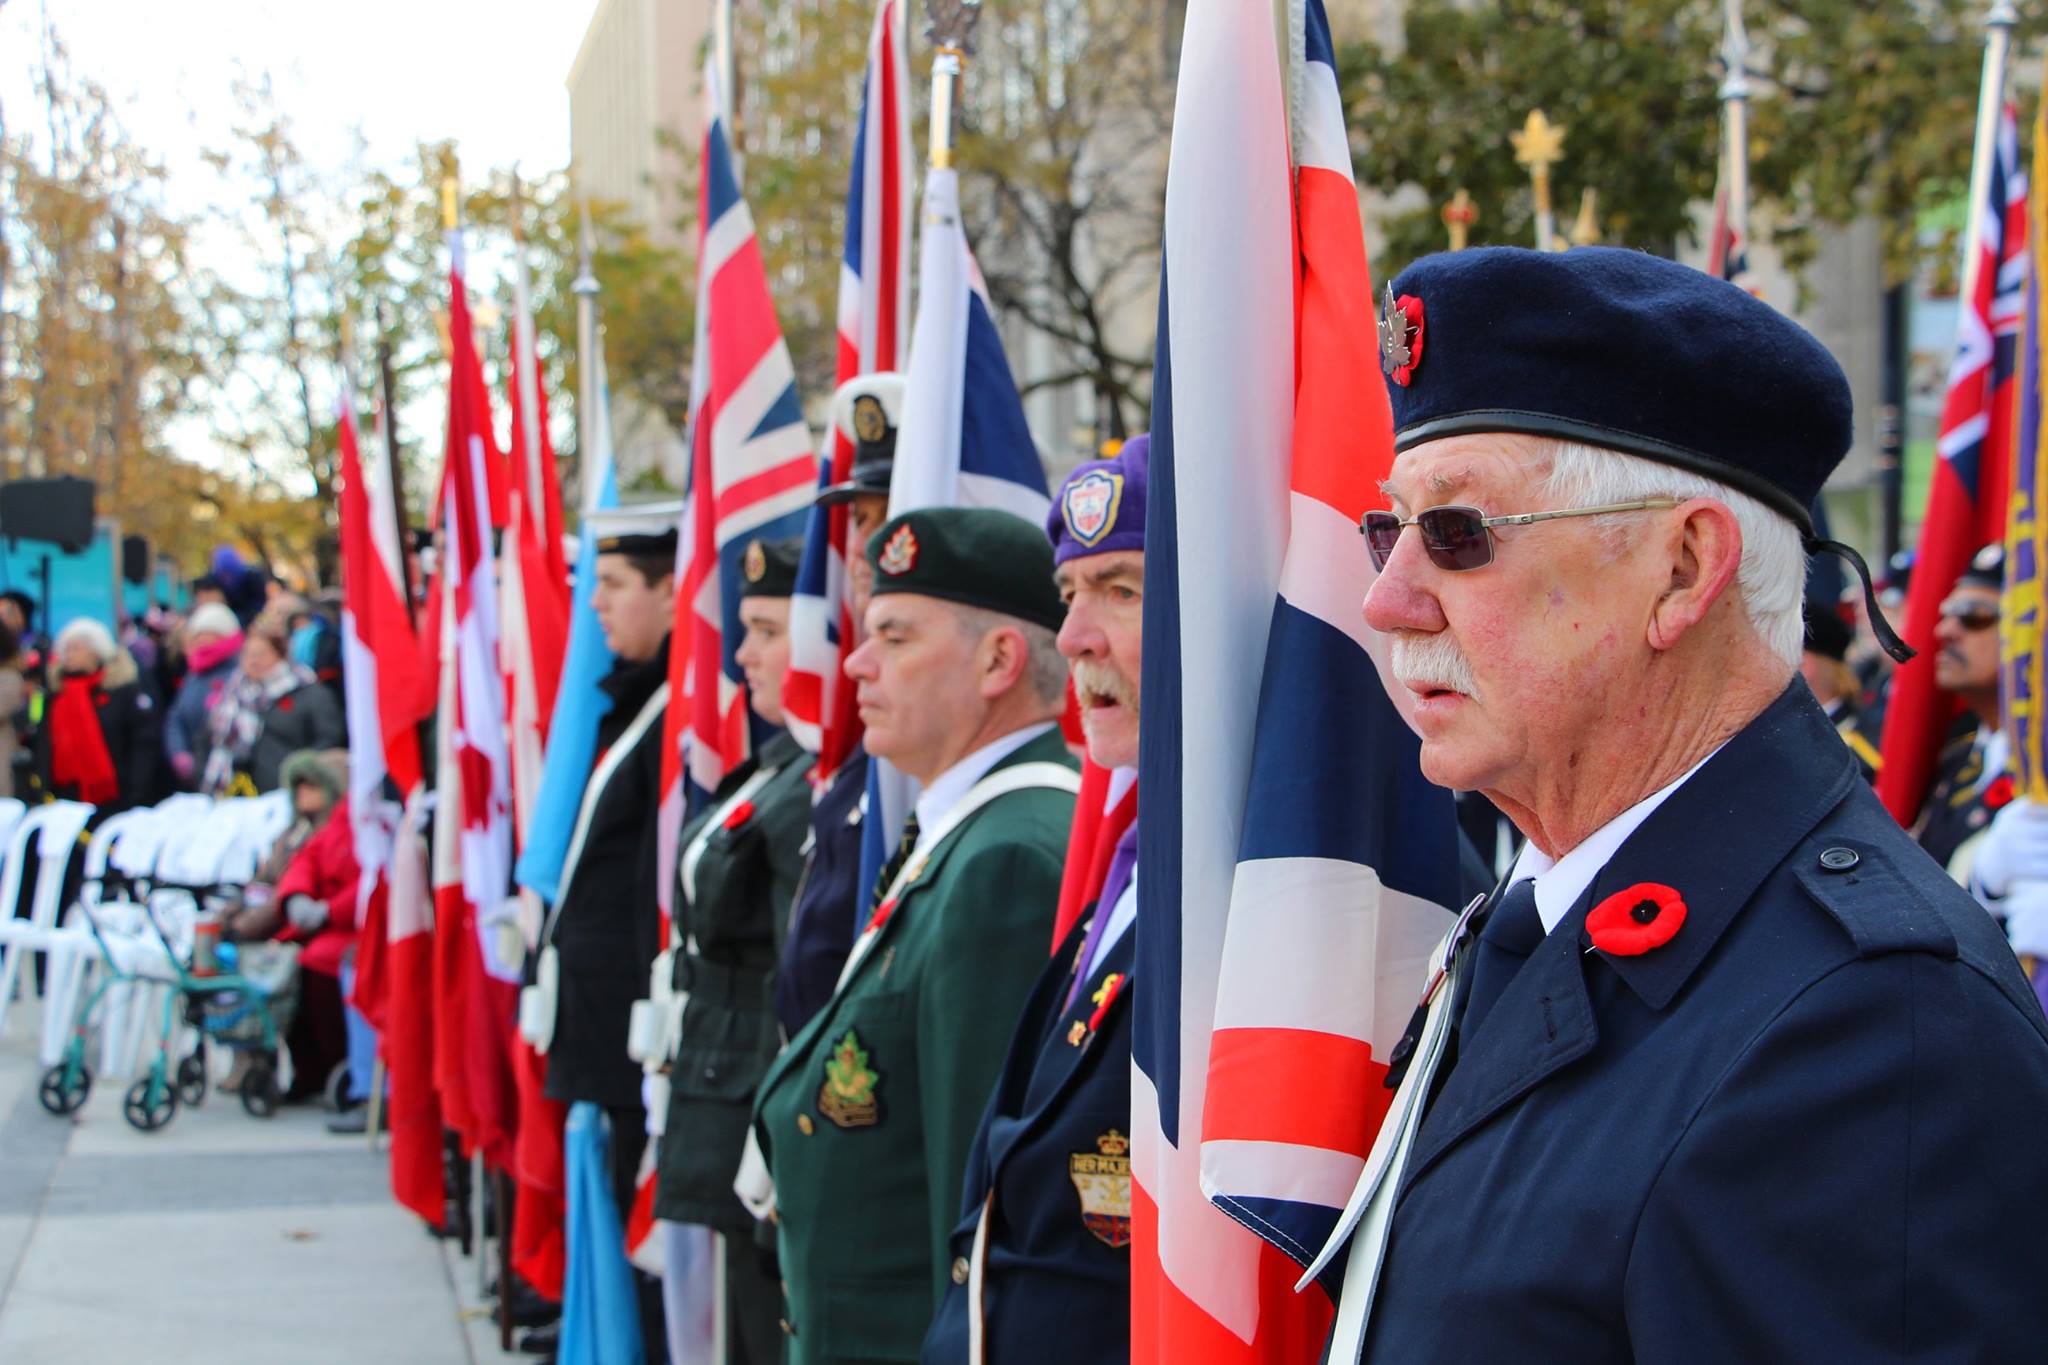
{"left": 739, "top": 536, "right": 803, "bottom": 600}
{"left": 866, "top": 507, "right": 1065, "bottom": 632}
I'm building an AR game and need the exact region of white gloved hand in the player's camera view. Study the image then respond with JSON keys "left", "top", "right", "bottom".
{"left": 2004, "top": 887, "right": 2048, "bottom": 959}
{"left": 1969, "top": 798, "right": 2048, "bottom": 898}
{"left": 284, "top": 894, "right": 328, "bottom": 932}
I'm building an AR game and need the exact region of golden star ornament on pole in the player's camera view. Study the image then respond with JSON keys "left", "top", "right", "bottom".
{"left": 1511, "top": 109, "right": 1567, "bottom": 251}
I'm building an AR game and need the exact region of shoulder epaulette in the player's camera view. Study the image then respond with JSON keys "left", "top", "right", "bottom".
{"left": 1794, "top": 839, "right": 1958, "bottom": 960}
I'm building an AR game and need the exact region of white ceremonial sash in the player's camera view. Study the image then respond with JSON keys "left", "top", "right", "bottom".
{"left": 834, "top": 760, "right": 1082, "bottom": 991}
{"left": 1309, "top": 893, "right": 1485, "bottom": 1361}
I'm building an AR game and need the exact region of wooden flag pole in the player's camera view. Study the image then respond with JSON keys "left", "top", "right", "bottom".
{"left": 1957, "top": 2, "right": 2020, "bottom": 317}
{"left": 1717, "top": 0, "right": 1751, "bottom": 266}
{"left": 923, "top": 0, "right": 983, "bottom": 169}
{"left": 1511, "top": 110, "right": 1566, "bottom": 251}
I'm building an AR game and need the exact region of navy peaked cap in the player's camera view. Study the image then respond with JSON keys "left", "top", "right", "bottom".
{"left": 1379, "top": 247, "right": 1853, "bottom": 532}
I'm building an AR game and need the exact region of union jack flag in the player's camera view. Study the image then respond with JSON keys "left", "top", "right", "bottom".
{"left": 1133, "top": 0, "right": 1461, "bottom": 1357}
{"left": 656, "top": 60, "right": 818, "bottom": 925}
{"left": 1879, "top": 105, "right": 2028, "bottom": 821}
{"left": 784, "top": 0, "right": 912, "bottom": 774}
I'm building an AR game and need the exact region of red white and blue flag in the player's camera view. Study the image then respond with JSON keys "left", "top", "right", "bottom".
{"left": 1879, "top": 105, "right": 2028, "bottom": 822}
{"left": 784, "top": 0, "right": 912, "bottom": 773}
{"left": 855, "top": 158, "right": 1052, "bottom": 904}
{"left": 656, "top": 60, "right": 818, "bottom": 924}
{"left": 1133, "top": 1, "right": 1461, "bottom": 1357}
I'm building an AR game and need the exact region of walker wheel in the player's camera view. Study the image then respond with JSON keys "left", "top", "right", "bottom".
{"left": 38, "top": 1063, "right": 91, "bottom": 1117}
{"left": 240, "top": 1063, "right": 281, "bottom": 1118}
{"left": 176, "top": 1052, "right": 208, "bottom": 1108}
{"left": 123, "top": 1076, "right": 178, "bottom": 1132}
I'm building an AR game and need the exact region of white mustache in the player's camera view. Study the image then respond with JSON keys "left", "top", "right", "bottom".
{"left": 1391, "top": 633, "right": 1479, "bottom": 698}
{"left": 1070, "top": 659, "right": 1137, "bottom": 713}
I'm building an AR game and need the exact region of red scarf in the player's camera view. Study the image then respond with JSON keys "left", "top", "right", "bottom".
{"left": 49, "top": 670, "right": 119, "bottom": 804}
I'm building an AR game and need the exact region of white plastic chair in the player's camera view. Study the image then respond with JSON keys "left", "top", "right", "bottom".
{"left": 0, "top": 800, "right": 95, "bottom": 1041}
{"left": 37, "top": 806, "right": 161, "bottom": 1067}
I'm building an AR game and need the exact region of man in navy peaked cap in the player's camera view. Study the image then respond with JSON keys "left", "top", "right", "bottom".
{"left": 1315, "top": 247, "right": 2048, "bottom": 1362}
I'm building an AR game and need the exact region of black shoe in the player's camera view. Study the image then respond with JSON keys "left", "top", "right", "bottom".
{"left": 514, "top": 1320, "right": 560, "bottom": 1356}
{"left": 326, "top": 1108, "right": 368, "bottom": 1135}
{"left": 504, "top": 1282, "right": 560, "bottom": 1329}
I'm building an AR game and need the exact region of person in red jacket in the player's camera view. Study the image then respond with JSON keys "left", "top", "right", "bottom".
{"left": 272, "top": 751, "right": 360, "bottom": 1103}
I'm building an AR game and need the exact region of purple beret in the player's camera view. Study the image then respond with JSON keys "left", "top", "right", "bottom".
{"left": 1047, "top": 433, "right": 1149, "bottom": 567}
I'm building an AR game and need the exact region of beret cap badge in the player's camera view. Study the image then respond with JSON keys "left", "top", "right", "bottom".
{"left": 743, "top": 539, "right": 768, "bottom": 583}
{"left": 1061, "top": 470, "right": 1124, "bottom": 548}
{"left": 1378, "top": 283, "right": 1425, "bottom": 387}
{"left": 878, "top": 522, "right": 919, "bottom": 576}
{"left": 852, "top": 393, "right": 889, "bottom": 445}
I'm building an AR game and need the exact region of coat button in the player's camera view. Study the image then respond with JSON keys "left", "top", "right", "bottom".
{"left": 797, "top": 1113, "right": 815, "bottom": 1136}
{"left": 1818, "top": 847, "right": 1860, "bottom": 872}
{"left": 951, "top": 1256, "right": 970, "bottom": 1285}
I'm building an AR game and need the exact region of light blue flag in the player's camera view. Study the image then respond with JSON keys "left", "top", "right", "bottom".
{"left": 558, "top": 1102, "right": 646, "bottom": 1365}
{"left": 514, "top": 379, "right": 621, "bottom": 905}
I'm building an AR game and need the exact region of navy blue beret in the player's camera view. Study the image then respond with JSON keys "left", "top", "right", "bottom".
{"left": 1377, "top": 247, "right": 1852, "bottom": 533}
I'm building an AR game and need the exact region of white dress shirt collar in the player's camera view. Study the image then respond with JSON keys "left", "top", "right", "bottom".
{"left": 1509, "top": 745, "right": 1723, "bottom": 933}
{"left": 911, "top": 721, "right": 1058, "bottom": 855}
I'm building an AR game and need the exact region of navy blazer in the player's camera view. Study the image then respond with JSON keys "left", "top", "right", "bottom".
{"left": 1354, "top": 682, "right": 2048, "bottom": 1362}
{"left": 923, "top": 912, "right": 1134, "bottom": 1364}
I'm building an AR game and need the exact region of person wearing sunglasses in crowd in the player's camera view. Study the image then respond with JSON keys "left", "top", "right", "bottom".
{"left": 1322, "top": 246, "right": 2048, "bottom": 1363}
{"left": 1909, "top": 544, "right": 2012, "bottom": 877}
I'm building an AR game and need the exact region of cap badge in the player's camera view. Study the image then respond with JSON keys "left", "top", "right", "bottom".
{"left": 1378, "top": 283, "right": 1426, "bottom": 387}
{"left": 1062, "top": 470, "right": 1124, "bottom": 548}
{"left": 743, "top": 539, "right": 768, "bottom": 583}
{"left": 1069, "top": 1129, "right": 1133, "bottom": 1248}
{"left": 878, "top": 522, "right": 919, "bottom": 576}
{"left": 852, "top": 393, "right": 889, "bottom": 446}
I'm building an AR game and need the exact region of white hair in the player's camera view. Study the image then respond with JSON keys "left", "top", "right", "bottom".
{"left": 952, "top": 604, "right": 1069, "bottom": 706}
{"left": 55, "top": 617, "right": 118, "bottom": 665}
{"left": 1539, "top": 440, "right": 1806, "bottom": 668}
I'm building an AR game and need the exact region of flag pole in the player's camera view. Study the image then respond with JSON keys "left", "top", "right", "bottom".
{"left": 923, "top": 0, "right": 983, "bottom": 169}
{"left": 1958, "top": 2, "right": 2020, "bottom": 315}
{"left": 1718, "top": 0, "right": 1751, "bottom": 268}
{"left": 374, "top": 301, "right": 415, "bottom": 624}
{"left": 1511, "top": 110, "right": 1566, "bottom": 251}
{"left": 573, "top": 202, "right": 601, "bottom": 515}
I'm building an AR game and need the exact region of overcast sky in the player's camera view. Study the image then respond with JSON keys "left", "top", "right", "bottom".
{"left": 3, "top": 0, "right": 600, "bottom": 191}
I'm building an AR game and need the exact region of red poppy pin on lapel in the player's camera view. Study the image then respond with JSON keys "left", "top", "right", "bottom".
{"left": 1586, "top": 882, "right": 1687, "bottom": 956}
{"left": 722, "top": 799, "right": 756, "bottom": 831}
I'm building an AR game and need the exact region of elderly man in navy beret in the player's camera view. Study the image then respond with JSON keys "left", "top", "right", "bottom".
{"left": 1317, "top": 248, "right": 2048, "bottom": 1362}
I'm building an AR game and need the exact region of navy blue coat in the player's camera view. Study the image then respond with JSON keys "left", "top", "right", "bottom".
{"left": 774, "top": 749, "right": 867, "bottom": 1039}
{"left": 923, "top": 912, "right": 1133, "bottom": 1364}
{"left": 1355, "top": 683, "right": 2048, "bottom": 1362}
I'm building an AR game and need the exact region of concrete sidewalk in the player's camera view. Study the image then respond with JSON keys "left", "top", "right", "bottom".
{"left": 0, "top": 1026, "right": 490, "bottom": 1364}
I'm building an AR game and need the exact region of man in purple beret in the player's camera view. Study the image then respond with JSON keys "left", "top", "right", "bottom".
{"left": 920, "top": 435, "right": 1149, "bottom": 1363}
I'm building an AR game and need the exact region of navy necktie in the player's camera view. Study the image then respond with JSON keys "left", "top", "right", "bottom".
{"left": 1461, "top": 878, "right": 1545, "bottom": 1040}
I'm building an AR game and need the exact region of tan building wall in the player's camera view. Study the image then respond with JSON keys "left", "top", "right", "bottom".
{"left": 567, "top": 0, "right": 714, "bottom": 246}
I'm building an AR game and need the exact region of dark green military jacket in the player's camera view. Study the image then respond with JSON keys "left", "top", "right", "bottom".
{"left": 752, "top": 727, "right": 1078, "bottom": 1363}
{"left": 656, "top": 728, "right": 811, "bottom": 1231}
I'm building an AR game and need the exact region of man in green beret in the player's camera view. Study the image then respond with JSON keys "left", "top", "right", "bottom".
{"left": 749, "top": 506, "right": 1080, "bottom": 1362}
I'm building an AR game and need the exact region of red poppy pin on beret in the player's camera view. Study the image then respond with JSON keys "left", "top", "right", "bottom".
{"left": 1586, "top": 882, "right": 1686, "bottom": 956}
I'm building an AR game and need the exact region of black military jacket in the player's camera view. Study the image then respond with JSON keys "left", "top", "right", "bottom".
{"left": 542, "top": 639, "right": 669, "bottom": 1111}
{"left": 656, "top": 727, "right": 811, "bottom": 1230}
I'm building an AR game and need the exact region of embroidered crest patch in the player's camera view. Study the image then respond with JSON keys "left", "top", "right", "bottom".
{"left": 1070, "top": 1129, "right": 1132, "bottom": 1248}
{"left": 1062, "top": 470, "right": 1124, "bottom": 547}
{"left": 817, "top": 1028, "right": 881, "bottom": 1128}
{"left": 878, "top": 523, "right": 919, "bottom": 576}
